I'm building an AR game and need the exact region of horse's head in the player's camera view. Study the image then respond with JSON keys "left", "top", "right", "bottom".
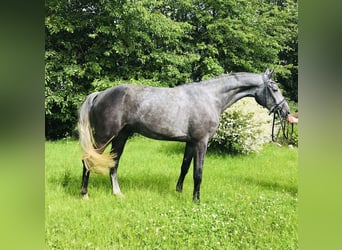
{"left": 255, "top": 69, "right": 290, "bottom": 118}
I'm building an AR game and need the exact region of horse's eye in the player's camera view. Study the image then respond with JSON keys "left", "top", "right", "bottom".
{"left": 268, "top": 82, "right": 278, "bottom": 91}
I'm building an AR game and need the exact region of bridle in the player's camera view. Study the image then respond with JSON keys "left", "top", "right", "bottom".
{"left": 263, "top": 81, "right": 293, "bottom": 142}
{"left": 264, "top": 80, "right": 285, "bottom": 115}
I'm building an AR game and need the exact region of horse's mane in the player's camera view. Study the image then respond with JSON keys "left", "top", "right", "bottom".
{"left": 185, "top": 72, "right": 255, "bottom": 87}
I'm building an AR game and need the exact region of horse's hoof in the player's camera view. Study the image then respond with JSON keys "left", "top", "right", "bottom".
{"left": 192, "top": 199, "right": 200, "bottom": 205}
{"left": 82, "top": 193, "right": 89, "bottom": 200}
{"left": 113, "top": 192, "right": 125, "bottom": 198}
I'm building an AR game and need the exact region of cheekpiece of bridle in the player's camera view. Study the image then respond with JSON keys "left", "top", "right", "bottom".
{"left": 264, "top": 80, "right": 294, "bottom": 142}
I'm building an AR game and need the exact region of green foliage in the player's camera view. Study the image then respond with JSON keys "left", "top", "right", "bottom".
{"left": 46, "top": 137, "right": 298, "bottom": 249}
{"left": 45, "top": 0, "right": 298, "bottom": 139}
{"left": 209, "top": 98, "right": 273, "bottom": 154}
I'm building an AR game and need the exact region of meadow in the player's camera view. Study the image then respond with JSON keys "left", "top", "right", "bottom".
{"left": 45, "top": 136, "right": 298, "bottom": 249}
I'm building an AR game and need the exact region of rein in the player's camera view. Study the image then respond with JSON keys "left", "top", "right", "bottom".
{"left": 264, "top": 84, "right": 293, "bottom": 142}
{"left": 271, "top": 110, "right": 294, "bottom": 142}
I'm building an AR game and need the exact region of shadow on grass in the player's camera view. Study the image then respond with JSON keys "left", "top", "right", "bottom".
{"left": 237, "top": 176, "right": 298, "bottom": 197}
{"left": 157, "top": 141, "right": 185, "bottom": 155}
{"left": 48, "top": 168, "right": 173, "bottom": 198}
{"left": 157, "top": 140, "right": 247, "bottom": 159}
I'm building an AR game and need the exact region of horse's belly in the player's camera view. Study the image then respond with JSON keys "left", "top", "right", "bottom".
{"left": 140, "top": 130, "right": 189, "bottom": 141}
{"left": 133, "top": 118, "right": 189, "bottom": 141}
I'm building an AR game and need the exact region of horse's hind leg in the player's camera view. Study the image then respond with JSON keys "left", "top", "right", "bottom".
{"left": 110, "top": 165, "right": 122, "bottom": 196}
{"left": 176, "top": 142, "right": 194, "bottom": 192}
{"left": 109, "top": 130, "right": 131, "bottom": 196}
{"left": 80, "top": 160, "right": 90, "bottom": 199}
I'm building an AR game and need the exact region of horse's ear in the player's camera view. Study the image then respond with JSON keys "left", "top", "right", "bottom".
{"left": 264, "top": 68, "right": 274, "bottom": 79}
{"left": 269, "top": 69, "right": 274, "bottom": 77}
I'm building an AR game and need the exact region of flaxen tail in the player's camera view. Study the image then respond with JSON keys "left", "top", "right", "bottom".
{"left": 78, "top": 92, "right": 115, "bottom": 173}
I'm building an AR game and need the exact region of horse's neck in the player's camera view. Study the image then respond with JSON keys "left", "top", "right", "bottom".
{"left": 219, "top": 88, "right": 255, "bottom": 112}
{"left": 214, "top": 74, "right": 263, "bottom": 113}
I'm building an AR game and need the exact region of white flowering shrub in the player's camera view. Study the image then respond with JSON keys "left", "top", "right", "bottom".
{"left": 209, "top": 98, "right": 273, "bottom": 154}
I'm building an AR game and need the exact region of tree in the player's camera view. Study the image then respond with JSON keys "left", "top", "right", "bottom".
{"left": 45, "top": 0, "right": 298, "bottom": 140}
{"left": 45, "top": 0, "right": 199, "bottom": 139}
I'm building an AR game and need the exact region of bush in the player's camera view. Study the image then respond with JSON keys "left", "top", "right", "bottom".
{"left": 209, "top": 98, "right": 273, "bottom": 154}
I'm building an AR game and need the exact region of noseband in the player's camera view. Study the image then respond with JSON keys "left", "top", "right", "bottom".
{"left": 269, "top": 98, "right": 286, "bottom": 115}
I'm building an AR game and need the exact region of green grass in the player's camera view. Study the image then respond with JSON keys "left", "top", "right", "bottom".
{"left": 45, "top": 136, "right": 298, "bottom": 249}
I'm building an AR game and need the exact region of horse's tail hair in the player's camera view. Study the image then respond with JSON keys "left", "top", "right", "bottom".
{"left": 78, "top": 92, "right": 115, "bottom": 173}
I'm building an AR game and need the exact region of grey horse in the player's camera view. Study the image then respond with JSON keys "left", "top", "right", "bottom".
{"left": 78, "top": 69, "right": 290, "bottom": 202}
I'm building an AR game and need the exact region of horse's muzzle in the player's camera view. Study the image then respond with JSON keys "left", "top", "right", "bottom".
{"left": 278, "top": 101, "right": 290, "bottom": 119}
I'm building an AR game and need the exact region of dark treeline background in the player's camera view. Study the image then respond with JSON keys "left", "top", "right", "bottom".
{"left": 45, "top": 0, "right": 297, "bottom": 140}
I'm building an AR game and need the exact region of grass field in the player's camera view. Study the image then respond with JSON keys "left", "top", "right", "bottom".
{"left": 45, "top": 136, "right": 298, "bottom": 249}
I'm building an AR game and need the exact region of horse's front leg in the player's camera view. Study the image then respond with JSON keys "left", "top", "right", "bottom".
{"left": 80, "top": 160, "right": 90, "bottom": 199}
{"left": 192, "top": 139, "right": 208, "bottom": 203}
{"left": 176, "top": 142, "right": 194, "bottom": 192}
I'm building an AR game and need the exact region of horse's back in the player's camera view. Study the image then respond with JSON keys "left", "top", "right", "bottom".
{"left": 90, "top": 83, "right": 220, "bottom": 142}
{"left": 126, "top": 85, "right": 192, "bottom": 140}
